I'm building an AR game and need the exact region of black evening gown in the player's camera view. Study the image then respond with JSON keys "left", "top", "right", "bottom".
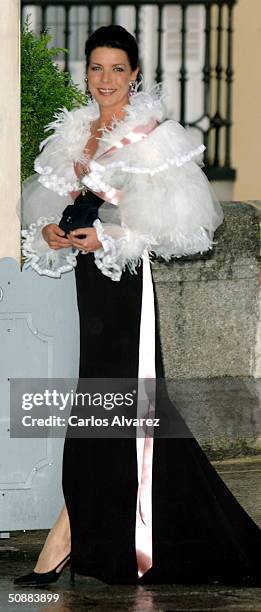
{"left": 62, "top": 251, "right": 261, "bottom": 586}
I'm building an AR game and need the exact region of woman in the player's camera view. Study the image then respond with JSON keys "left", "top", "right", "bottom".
{"left": 16, "top": 25, "right": 261, "bottom": 587}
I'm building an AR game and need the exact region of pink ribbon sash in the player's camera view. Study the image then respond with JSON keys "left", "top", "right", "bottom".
{"left": 135, "top": 251, "right": 156, "bottom": 577}
{"left": 81, "top": 118, "right": 159, "bottom": 205}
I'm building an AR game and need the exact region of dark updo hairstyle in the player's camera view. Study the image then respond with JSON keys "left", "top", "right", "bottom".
{"left": 85, "top": 25, "right": 139, "bottom": 71}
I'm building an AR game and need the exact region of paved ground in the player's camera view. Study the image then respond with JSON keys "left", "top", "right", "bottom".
{"left": 0, "top": 456, "right": 261, "bottom": 611}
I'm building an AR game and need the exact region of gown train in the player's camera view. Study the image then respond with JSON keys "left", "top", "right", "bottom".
{"left": 62, "top": 253, "right": 261, "bottom": 586}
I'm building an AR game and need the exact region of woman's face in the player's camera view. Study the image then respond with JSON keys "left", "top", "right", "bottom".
{"left": 87, "top": 47, "right": 139, "bottom": 112}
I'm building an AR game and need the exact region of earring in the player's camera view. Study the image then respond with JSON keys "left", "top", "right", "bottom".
{"left": 129, "top": 80, "right": 137, "bottom": 97}
{"left": 85, "top": 77, "right": 93, "bottom": 101}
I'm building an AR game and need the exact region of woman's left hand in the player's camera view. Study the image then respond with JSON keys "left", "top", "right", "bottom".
{"left": 69, "top": 228, "right": 102, "bottom": 252}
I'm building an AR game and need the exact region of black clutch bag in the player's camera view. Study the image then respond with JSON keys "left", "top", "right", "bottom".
{"left": 59, "top": 191, "right": 104, "bottom": 235}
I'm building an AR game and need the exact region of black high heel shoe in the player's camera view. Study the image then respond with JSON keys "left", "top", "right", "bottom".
{"left": 13, "top": 553, "right": 71, "bottom": 586}
{"left": 70, "top": 566, "right": 75, "bottom": 584}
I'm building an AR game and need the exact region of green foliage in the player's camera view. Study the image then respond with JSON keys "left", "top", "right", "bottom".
{"left": 21, "top": 21, "right": 87, "bottom": 181}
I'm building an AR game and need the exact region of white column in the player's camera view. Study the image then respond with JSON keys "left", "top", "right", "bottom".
{"left": 0, "top": 0, "right": 20, "bottom": 262}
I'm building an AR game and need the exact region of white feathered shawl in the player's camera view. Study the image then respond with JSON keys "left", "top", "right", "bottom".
{"left": 22, "top": 88, "right": 224, "bottom": 280}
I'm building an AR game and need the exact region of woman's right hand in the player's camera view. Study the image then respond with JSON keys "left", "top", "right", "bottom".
{"left": 42, "top": 224, "right": 72, "bottom": 250}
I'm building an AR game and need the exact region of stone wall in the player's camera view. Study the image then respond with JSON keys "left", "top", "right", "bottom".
{"left": 152, "top": 201, "right": 261, "bottom": 459}
{"left": 153, "top": 202, "right": 261, "bottom": 380}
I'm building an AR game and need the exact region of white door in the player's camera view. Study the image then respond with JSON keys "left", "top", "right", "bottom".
{"left": 0, "top": 258, "right": 79, "bottom": 531}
